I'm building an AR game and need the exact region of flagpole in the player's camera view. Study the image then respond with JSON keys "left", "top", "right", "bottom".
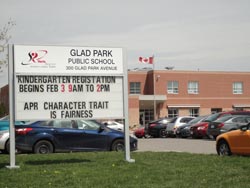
{"left": 153, "top": 55, "right": 156, "bottom": 120}
{"left": 139, "top": 55, "right": 156, "bottom": 120}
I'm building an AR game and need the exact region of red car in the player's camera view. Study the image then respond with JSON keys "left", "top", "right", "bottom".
{"left": 134, "top": 126, "right": 145, "bottom": 138}
{"left": 190, "top": 122, "right": 209, "bottom": 138}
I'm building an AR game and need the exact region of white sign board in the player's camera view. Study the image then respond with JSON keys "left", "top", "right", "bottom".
{"left": 13, "top": 45, "right": 124, "bottom": 120}
{"left": 14, "top": 45, "right": 123, "bottom": 75}
{"left": 15, "top": 75, "right": 124, "bottom": 120}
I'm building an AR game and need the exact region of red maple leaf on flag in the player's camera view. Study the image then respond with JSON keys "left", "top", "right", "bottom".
{"left": 139, "top": 56, "right": 154, "bottom": 64}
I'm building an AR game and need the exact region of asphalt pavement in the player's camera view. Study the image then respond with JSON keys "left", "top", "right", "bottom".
{"left": 0, "top": 138, "right": 216, "bottom": 155}
{"left": 137, "top": 138, "right": 217, "bottom": 154}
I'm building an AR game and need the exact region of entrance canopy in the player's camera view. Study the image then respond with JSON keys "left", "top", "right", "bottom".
{"left": 139, "top": 95, "right": 166, "bottom": 108}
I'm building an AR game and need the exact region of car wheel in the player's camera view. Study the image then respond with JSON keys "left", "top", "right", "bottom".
{"left": 159, "top": 129, "right": 167, "bottom": 138}
{"left": 34, "top": 140, "right": 54, "bottom": 154}
{"left": 180, "top": 134, "right": 187, "bottom": 138}
{"left": 217, "top": 140, "right": 232, "bottom": 156}
{"left": 4, "top": 140, "right": 20, "bottom": 154}
{"left": 1, "top": 139, "right": 10, "bottom": 154}
{"left": 111, "top": 139, "right": 125, "bottom": 151}
{"left": 5, "top": 139, "right": 10, "bottom": 154}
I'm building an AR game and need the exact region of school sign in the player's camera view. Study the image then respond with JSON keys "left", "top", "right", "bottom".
{"left": 7, "top": 45, "right": 134, "bottom": 169}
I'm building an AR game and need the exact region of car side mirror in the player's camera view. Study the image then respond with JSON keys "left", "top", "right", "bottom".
{"left": 98, "top": 125, "right": 105, "bottom": 133}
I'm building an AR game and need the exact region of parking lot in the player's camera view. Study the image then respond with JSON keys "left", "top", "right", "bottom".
{"left": 137, "top": 138, "right": 217, "bottom": 154}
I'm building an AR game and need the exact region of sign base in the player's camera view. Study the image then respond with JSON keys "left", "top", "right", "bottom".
{"left": 6, "top": 165, "right": 20, "bottom": 169}
{"left": 126, "top": 158, "right": 135, "bottom": 163}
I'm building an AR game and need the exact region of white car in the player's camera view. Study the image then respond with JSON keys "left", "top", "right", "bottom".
{"left": 0, "top": 130, "right": 9, "bottom": 154}
{"left": 166, "top": 116, "right": 195, "bottom": 137}
{"left": 103, "top": 121, "right": 124, "bottom": 132}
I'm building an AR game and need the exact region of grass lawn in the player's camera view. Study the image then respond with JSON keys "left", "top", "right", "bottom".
{"left": 0, "top": 151, "right": 250, "bottom": 188}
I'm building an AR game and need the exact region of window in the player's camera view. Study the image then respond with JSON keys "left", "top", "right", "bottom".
{"left": 168, "top": 108, "right": 179, "bottom": 118}
{"left": 167, "top": 81, "right": 179, "bottom": 94}
{"left": 77, "top": 120, "right": 100, "bottom": 130}
{"left": 233, "top": 82, "right": 243, "bottom": 94}
{"left": 211, "top": 108, "right": 222, "bottom": 114}
{"left": 47, "top": 120, "right": 73, "bottom": 128}
{"left": 233, "top": 107, "right": 244, "bottom": 111}
{"left": 189, "top": 108, "right": 199, "bottom": 117}
{"left": 188, "top": 81, "right": 199, "bottom": 94}
{"left": 130, "top": 82, "right": 141, "bottom": 94}
{"left": 232, "top": 117, "right": 249, "bottom": 123}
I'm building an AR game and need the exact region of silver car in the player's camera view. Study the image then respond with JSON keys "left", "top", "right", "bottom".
{"left": 207, "top": 115, "right": 250, "bottom": 138}
{"left": 166, "top": 116, "right": 195, "bottom": 137}
{"left": 0, "top": 130, "right": 9, "bottom": 154}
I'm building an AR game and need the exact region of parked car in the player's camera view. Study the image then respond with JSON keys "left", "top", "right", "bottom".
{"left": 102, "top": 121, "right": 124, "bottom": 131}
{"left": 190, "top": 121, "right": 209, "bottom": 139}
{"left": 176, "top": 115, "right": 208, "bottom": 138}
{"left": 0, "top": 130, "right": 9, "bottom": 153}
{"left": 0, "top": 116, "right": 27, "bottom": 131}
{"left": 0, "top": 116, "right": 28, "bottom": 153}
{"left": 216, "top": 123, "right": 250, "bottom": 156}
{"left": 207, "top": 115, "right": 250, "bottom": 139}
{"left": 146, "top": 118, "right": 172, "bottom": 138}
{"left": 15, "top": 119, "right": 137, "bottom": 154}
{"left": 220, "top": 115, "right": 250, "bottom": 134}
{"left": 190, "top": 111, "right": 250, "bottom": 139}
{"left": 166, "top": 116, "right": 195, "bottom": 137}
{"left": 134, "top": 126, "right": 146, "bottom": 138}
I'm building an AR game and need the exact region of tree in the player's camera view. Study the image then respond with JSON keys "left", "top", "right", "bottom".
{"left": 0, "top": 19, "right": 15, "bottom": 115}
{"left": 0, "top": 19, "right": 16, "bottom": 71}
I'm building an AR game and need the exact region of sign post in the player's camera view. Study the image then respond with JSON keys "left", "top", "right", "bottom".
{"left": 7, "top": 45, "right": 19, "bottom": 169}
{"left": 8, "top": 45, "right": 134, "bottom": 168}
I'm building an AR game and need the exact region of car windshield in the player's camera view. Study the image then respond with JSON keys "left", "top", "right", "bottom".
{"left": 214, "top": 116, "right": 233, "bottom": 123}
{"left": 169, "top": 117, "right": 178, "bottom": 123}
{"left": 205, "top": 113, "right": 233, "bottom": 122}
{"left": 188, "top": 116, "right": 206, "bottom": 124}
{"left": 39, "top": 120, "right": 101, "bottom": 130}
{"left": 204, "top": 113, "right": 221, "bottom": 122}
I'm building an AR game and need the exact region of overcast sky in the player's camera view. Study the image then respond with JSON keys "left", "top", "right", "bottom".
{"left": 1, "top": 0, "right": 250, "bottom": 87}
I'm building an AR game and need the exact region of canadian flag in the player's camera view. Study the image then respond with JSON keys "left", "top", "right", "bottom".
{"left": 139, "top": 56, "right": 154, "bottom": 64}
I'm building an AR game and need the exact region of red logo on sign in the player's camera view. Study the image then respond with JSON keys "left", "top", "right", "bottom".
{"left": 21, "top": 50, "right": 48, "bottom": 65}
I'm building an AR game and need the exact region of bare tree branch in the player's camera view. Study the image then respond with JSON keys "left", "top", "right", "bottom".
{"left": 0, "top": 18, "right": 16, "bottom": 67}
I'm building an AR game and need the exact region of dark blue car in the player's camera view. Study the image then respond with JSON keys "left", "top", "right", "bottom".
{"left": 15, "top": 119, "right": 137, "bottom": 154}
